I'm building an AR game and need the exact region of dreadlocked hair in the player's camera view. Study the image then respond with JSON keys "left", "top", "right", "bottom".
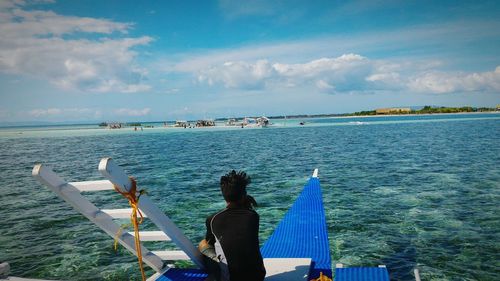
{"left": 220, "top": 170, "right": 251, "bottom": 203}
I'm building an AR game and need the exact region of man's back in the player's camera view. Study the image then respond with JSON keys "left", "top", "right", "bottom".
{"left": 205, "top": 206, "right": 266, "bottom": 281}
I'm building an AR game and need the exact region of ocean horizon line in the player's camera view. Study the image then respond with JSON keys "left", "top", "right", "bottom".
{"left": 1, "top": 108, "right": 499, "bottom": 128}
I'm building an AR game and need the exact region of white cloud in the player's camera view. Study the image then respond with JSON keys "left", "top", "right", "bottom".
{"left": 366, "top": 73, "right": 400, "bottom": 83}
{"left": 28, "top": 107, "right": 98, "bottom": 118}
{"left": 0, "top": 0, "right": 26, "bottom": 10}
{"left": 408, "top": 67, "right": 500, "bottom": 94}
{"left": 25, "top": 107, "right": 151, "bottom": 120}
{"left": 196, "top": 54, "right": 374, "bottom": 93}
{"left": 194, "top": 54, "right": 500, "bottom": 95}
{"left": 365, "top": 71, "right": 402, "bottom": 91}
{"left": 29, "top": 108, "right": 61, "bottom": 117}
{"left": 198, "top": 60, "right": 276, "bottom": 89}
{"left": 0, "top": 1, "right": 152, "bottom": 93}
{"left": 273, "top": 54, "right": 367, "bottom": 76}
{"left": 1, "top": 9, "right": 130, "bottom": 37}
{"left": 88, "top": 76, "right": 152, "bottom": 93}
{"left": 113, "top": 108, "right": 151, "bottom": 117}
{"left": 316, "top": 80, "right": 335, "bottom": 91}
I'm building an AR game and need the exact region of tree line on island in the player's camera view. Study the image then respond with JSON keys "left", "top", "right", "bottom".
{"left": 258, "top": 105, "right": 498, "bottom": 119}
{"left": 348, "top": 105, "right": 497, "bottom": 116}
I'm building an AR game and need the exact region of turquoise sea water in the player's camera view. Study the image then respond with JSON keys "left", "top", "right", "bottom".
{"left": 0, "top": 113, "right": 499, "bottom": 281}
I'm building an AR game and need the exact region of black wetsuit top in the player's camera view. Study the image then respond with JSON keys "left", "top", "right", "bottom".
{"left": 205, "top": 205, "right": 266, "bottom": 281}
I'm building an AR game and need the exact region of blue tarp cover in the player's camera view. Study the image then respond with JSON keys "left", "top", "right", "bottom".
{"left": 156, "top": 268, "right": 207, "bottom": 281}
{"left": 335, "top": 267, "right": 390, "bottom": 281}
{"left": 260, "top": 177, "right": 332, "bottom": 279}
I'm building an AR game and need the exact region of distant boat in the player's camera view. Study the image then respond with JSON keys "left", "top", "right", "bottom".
{"left": 174, "top": 120, "right": 189, "bottom": 128}
{"left": 243, "top": 116, "right": 270, "bottom": 127}
{"left": 225, "top": 118, "right": 238, "bottom": 126}
{"left": 107, "top": 122, "right": 122, "bottom": 129}
{"left": 242, "top": 117, "right": 258, "bottom": 127}
{"left": 196, "top": 119, "right": 215, "bottom": 127}
{"left": 256, "top": 116, "right": 270, "bottom": 127}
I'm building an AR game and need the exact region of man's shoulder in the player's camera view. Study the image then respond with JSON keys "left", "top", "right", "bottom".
{"left": 226, "top": 207, "right": 260, "bottom": 218}
{"left": 209, "top": 207, "right": 259, "bottom": 220}
{"left": 206, "top": 208, "right": 229, "bottom": 222}
{"left": 245, "top": 208, "right": 259, "bottom": 216}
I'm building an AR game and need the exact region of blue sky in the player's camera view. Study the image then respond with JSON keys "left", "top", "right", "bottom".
{"left": 0, "top": 0, "right": 499, "bottom": 123}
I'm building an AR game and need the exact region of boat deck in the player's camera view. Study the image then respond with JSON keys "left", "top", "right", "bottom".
{"left": 260, "top": 176, "right": 332, "bottom": 279}
{"left": 335, "top": 267, "right": 390, "bottom": 281}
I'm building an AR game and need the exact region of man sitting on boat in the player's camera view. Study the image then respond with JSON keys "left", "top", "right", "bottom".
{"left": 198, "top": 170, "right": 266, "bottom": 281}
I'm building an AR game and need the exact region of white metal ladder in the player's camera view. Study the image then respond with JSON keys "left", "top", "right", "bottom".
{"left": 32, "top": 157, "right": 205, "bottom": 276}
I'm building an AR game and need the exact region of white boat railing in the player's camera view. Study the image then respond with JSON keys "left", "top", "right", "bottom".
{"left": 32, "top": 157, "right": 205, "bottom": 275}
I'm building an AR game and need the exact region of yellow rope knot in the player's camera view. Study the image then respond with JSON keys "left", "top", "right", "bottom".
{"left": 113, "top": 177, "right": 147, "bottom": 281}
{"left": 311, "top": 272, "right": 333, "bottom": 281}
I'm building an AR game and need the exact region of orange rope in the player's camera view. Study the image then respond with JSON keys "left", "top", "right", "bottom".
{"left": 113, "top": 177, "right": 147, "bottom": 281}
{"left": 311, "top": 272, "right": 333, "bottom": 281}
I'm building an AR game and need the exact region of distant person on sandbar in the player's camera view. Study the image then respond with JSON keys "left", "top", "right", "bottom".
{"left": 198, "top": 170, "right": 266, "bottom": 281}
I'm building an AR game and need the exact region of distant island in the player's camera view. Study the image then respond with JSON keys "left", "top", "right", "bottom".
{"left": 241, "top": 105, "right": 499, "bottom": 120}
{"left": 345, "top": 105, "right": 498, "bottom": 116}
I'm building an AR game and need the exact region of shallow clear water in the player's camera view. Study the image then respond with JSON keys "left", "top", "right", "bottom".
{"left": 1, "top": 114, "right": 499, "bottom": 281}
